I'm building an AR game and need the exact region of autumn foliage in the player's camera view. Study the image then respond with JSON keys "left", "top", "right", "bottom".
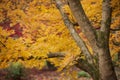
{"left": 0, "top": 0, "right": 120, "bottom": 73}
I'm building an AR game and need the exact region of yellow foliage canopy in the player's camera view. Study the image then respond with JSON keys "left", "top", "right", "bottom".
{"left": 0, "top": 0, "right": 120, "bottom": 69}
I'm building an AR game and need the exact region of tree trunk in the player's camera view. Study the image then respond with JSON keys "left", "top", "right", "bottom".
{"left": 55, "top": 0, "right": 118, "bottom": 80}
{"left": 98, "top": 0, "right": 118, "bottom": 80}
{"left": 98, "top": 48, "right": 117, "bottom": 80}
{"left": 67, "top": 0, "right": 118, "bottom": 80}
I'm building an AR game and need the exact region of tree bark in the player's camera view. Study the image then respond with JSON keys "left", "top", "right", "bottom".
{"left": 98, "top": 0, "right": 118, "bottom": 79}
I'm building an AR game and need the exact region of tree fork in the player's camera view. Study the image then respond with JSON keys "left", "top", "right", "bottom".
{"left": 98, "top": 0, "right": 117, "bottom": 80}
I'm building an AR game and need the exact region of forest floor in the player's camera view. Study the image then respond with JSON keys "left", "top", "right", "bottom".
{"left": 0, "top": 67, "right": 120, "bottom": 80}
{"left": 0, "top": 67, "right": 92, "bottom": 80}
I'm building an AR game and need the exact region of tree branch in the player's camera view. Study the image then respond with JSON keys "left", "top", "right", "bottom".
{"left": 0, "top": 52, "right": 65, "bottom": 62}
{"left": 100, "top": 0, "right": 112, "bottom": 40}
{"left": 0, "top": 41, "right": 7, "bottom": 48}
{"left": 47, "top": 52, "right": 65, "bottom": 58}
{"left": 67, "top": 0, "right": 101, "bottom": 57}
{"left": 55, "top": 0, "right": 94, "bottom": 64}
{"left": 112, "top": 40, "right": 120, "bottom": 46}
{"left": 110, "top": 28, "right": 120, "bottom": 31}
{"left": 75, "top": 58, "right": 99, "bottom": 80}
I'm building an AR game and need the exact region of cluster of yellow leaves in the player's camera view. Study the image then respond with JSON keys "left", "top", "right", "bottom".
{"left": 0, "top": 27, "right": 53, "bottom": 69}
{"left": 0, "top": 0, "right": 80, "bottom": 69}
{"left": 81, "top": 0, "right": 102, "bottom": 27}
{"left": 0, "top": 28, "right": 32, "bottom": 68}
